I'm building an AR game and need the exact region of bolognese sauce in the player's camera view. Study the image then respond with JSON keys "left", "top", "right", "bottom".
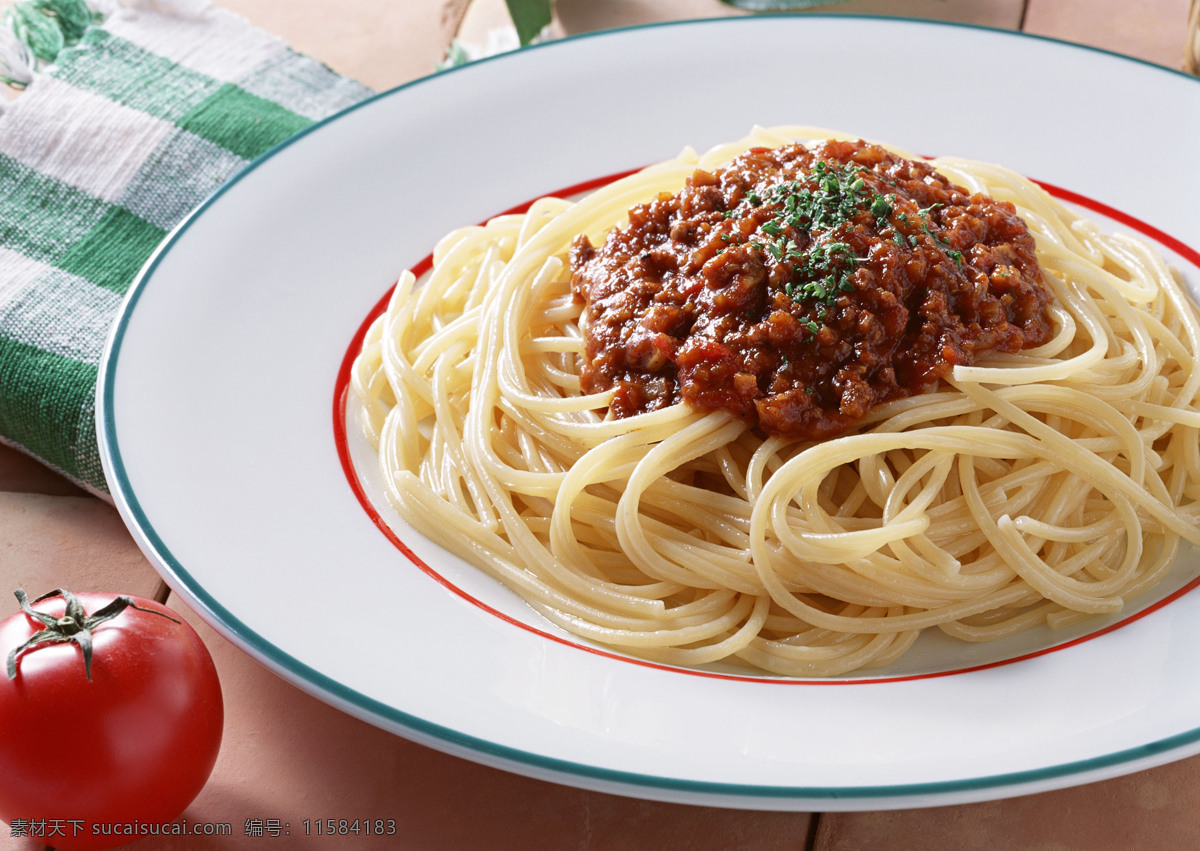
{"left": 569, "top": 139, "right": 1056, "bottom": 440}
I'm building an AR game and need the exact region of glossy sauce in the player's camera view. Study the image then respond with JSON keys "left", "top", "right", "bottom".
{"left": 570, "top": 139, "right": 1055, "bottom": 440}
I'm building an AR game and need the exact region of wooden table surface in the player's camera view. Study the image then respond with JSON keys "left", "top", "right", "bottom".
{"left": 1, "top": 1, "right": 1197, "bottom": 848}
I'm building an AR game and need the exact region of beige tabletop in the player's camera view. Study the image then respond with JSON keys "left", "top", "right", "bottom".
{"left": 2, "top": 0, "right": 1199, "bottom": 848}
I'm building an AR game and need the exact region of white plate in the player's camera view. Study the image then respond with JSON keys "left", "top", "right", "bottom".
{"left": 98, "top": 16, "right": 1200, "bottom": 810}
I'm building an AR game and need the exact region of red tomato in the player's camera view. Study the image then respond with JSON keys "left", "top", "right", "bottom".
{"left": 0, "top": 590, "right": 223, "bottom": 850}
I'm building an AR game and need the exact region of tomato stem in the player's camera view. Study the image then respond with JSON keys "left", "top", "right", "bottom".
{"left": 6, "top": 589, "right": 181, "bottom": 682}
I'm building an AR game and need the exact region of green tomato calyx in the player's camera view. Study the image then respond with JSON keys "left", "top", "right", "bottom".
{"left": 6, "top": 588, "right": 181, "bottom": 682}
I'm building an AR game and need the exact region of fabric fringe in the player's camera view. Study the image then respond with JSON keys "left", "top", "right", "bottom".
{"left": 0, "top": 0, "right": 213, "bottom": 91}
{"left": 2, "top": 0, "right": 100, "bottom": 87}
{"left": 0, "top": 24, "right": 35, "bottom": 90}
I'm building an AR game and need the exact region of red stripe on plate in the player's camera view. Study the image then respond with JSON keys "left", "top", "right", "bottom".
{"left": 333, "top": 168, "right": 1200, "bottom": 685}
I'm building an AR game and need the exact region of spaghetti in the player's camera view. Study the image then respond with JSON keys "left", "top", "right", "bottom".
{"left": 350, "top": 126, "right": 1200, "bottom": 676}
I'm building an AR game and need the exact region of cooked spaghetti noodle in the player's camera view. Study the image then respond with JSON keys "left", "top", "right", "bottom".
{"left": 350, "top": 126, "right": 1200, "bottom": 676}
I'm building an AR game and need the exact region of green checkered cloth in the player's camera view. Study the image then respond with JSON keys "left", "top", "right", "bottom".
{"left": 0, "top": 0, "right": 373, "bottom": 495}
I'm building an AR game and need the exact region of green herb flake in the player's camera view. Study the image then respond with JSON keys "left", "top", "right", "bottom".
{"left": 869, "top": 194, "right": 892, "bottom": 220}
{"left": 727, "top": 158, "right": 902, "bottom": 316}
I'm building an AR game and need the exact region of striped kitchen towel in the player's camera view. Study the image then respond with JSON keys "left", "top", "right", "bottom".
{"left": 0, "top": 0, "right": 373, "bottom": 495}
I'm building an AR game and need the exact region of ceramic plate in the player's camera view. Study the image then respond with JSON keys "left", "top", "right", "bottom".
{"left": 98, "top": 16, "right": 1200, "bottom": 810}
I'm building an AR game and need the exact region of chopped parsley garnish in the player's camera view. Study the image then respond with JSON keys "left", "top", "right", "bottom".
{"left": 720, "top": 157, "right": 966, "bottom": 338}
{"left": 870, "top": 194, "right": 894, "bottom": 223}
{"left": 726, "top": 159, "right": 893, "bottom": 334}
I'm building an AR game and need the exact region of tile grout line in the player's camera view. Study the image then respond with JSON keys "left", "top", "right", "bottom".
{"left": 806, "top": 811, "right": 822, "bottom": 849}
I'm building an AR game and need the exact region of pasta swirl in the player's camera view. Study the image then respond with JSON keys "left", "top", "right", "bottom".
{"left": 351, "top": 126, "right": 1200, "bottom": 676}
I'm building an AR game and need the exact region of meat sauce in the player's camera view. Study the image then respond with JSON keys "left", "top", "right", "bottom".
{"left": 569, "top": 139, "right": 1056, "bottom": 441}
